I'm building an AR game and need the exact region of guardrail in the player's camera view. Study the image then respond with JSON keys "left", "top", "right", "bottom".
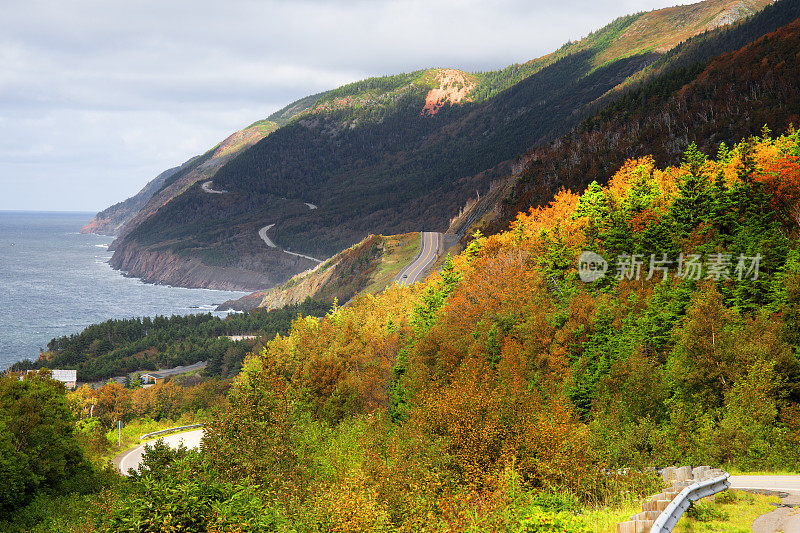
{"left": 617, "top": 466, "right": 729, "bottom": 533}
{"left": 650, "top": 471, "right": 730, "bottom": 532}
{"left": 139, "top": 423, "right": 204, "bottom": 441}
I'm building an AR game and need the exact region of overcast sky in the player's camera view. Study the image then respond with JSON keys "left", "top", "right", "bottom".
{"left": 0, "top": 0, "right": 695, "bottom": 213}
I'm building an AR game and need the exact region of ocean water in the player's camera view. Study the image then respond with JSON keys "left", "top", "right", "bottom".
{"left": 0, "top": 211, "right": 248, "bottom": 371}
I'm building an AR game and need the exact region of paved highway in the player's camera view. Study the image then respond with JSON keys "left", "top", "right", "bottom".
{"left": 730, "top": 475, "right": 800, "bottom": 492}
{"left": 729, "top": 475, "right": 800, "bottom": 532}
{"left": 396, "top": 232, "right": 441, "bottom": 286}
{"left": 258, "top": 224, "right": 277, "bottom": 247}
{"left": 258, "top": 223, "right": 322, "bottom": 263}
{"left": 201, "top": 180, "right": 227, "bottom": 194}
{"left": 116, "top": 428, "right": 205, "bottom": 476}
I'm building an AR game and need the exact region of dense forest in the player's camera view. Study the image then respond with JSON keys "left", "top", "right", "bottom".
{"left": 4, "top": 2, "right": 799, "bottom": 531}
{"left": 11, "top": 299, "right": 331, "bottom": 381}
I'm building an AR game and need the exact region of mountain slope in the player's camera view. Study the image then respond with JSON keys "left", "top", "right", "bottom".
{"left": 482, "top": 0, "right": 800, "bottom": 238}
{"left": 217, "top": 232, "right": 422, "bottom": 311}
{"left": 105, "top": 0, "right": 772, "bottom": 291}
{"left": 80, "top": 165, "right": 180, "bottom": 235}
{"left": 80, "top": 121, "right": 279, "bottom": 240}
{"left": 110, "top": 120, "right": 279, "bottom": 245}
{"left": 82, "top": 87, "right": 333, "bottom": 240}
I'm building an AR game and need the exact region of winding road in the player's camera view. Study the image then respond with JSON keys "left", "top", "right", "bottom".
{"left": 201, "top": 180, "right": 321, "bottom": 263}
{"left": 115, "top": 428, "right": 205, "bottom": 476}
{"left": 258, "top": 224, "right": 322, "bottom": 263}
{"left": 258, "top": 224, "right": 277, "bottom": 247}
{"left": 201, "top": 180, "right": 227, "bottom": 194}
{"left": 729, "top": 475, "right": 800, "bottom": 532}
{"left": 396, "top": 232, "right": 441, "bottom": 286}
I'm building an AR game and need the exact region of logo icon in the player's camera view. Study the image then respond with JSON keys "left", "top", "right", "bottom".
{"left": 578, "top": 251, "right": 608, "bottom": 282}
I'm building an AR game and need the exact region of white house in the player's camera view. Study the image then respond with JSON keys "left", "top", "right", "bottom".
{"left": 51, "top": 369, "right": 77, "bottom": 390}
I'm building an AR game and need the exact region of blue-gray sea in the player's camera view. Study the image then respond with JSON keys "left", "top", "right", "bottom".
{"left": 0, "top": 211, "right": 248, "bottom": 371}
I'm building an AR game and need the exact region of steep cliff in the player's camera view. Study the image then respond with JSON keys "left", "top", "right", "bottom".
{"left": 110, "top": 236, "right": 317, "bottom": 291}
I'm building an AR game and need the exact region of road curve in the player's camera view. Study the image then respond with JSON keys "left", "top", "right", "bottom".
{"left": 258, "top": 224, "right": 277, "bottom": 247}
{"left": 730, "top": 475, "right": 800, "bottom": 493}
{"left": 396, "top": 232, "right": 441, "bottom": 286}
{"left": 729, "top": 475, "right": 800, "bottom": 533}
{"left": 115, "top": 428, "right": 205, "bottom": 476}
{"left": 201, "top": 180, "right": 227, "bottom": 194}
{"left": 258, "top": 224, "right": 322, "bottom": 263}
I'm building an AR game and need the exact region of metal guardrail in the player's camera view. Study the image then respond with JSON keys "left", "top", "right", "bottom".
{"left": 650, "top": 471, "right": 730, "bottom": 532}
{"left": 139, "top": 423, "right": 204, "bottom": 441}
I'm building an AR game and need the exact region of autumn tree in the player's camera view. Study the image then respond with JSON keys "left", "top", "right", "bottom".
{"left": 95, "top": 381, "right": 133, "bottom": 428}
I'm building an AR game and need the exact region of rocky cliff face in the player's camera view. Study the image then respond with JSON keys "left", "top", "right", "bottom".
{"left": 109, "top": 239, "right": 315, "bottom": 292}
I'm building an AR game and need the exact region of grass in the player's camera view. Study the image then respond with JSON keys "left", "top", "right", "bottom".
{"left": 726, "top": 468, "right": 800, "bottom": 475}
{"left": 582, "top": 500, "right": 643, "bottom": 533}
{"left": 673, "top": 490, "right": 779, "bottom": 532}
{"left": 363, "top": 232, "right": 421, "bottom": 294}
{"left": 579, "top": 489, "right": 779, "bottom": 533}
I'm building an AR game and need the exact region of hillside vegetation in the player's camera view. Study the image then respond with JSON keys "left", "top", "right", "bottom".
{"left": 79, "top": 165, "right": 181, "bottom": 236}
{"left": 20, "top": 129, "right": 800, "bottom": 532}
{"left": 106, "top": 0, "right": 771, "bottom": 291}
{"left": 11, "top": 299, "right": 331, "bottom": 381}
{"left": 13, "top": 3, "right": 800, "bottom": 531}
{"left": 220, "top": 232, "right": 422, "bottom": 312}
{"left": 485, "top": 0, "right": 800, "bottom": 238}
{"left": 195, "top": 130, "right": 800, "bottom": 527}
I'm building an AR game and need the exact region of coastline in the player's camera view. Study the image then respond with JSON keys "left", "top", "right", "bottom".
{"left": 0, "top": 212, "right": 248, "bottom": 372}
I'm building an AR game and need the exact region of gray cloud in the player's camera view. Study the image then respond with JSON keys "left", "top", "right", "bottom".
{"left": 0, "top": 0, "right": 692, "bottom": 212}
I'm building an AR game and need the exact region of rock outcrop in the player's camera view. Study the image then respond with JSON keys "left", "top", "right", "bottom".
{"left": 109, "top": 239, "right": 315, "bottom": 292}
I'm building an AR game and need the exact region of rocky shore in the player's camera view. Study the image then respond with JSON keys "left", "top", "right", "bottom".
{"left": 108, "top": 240, "right": 299, "bottom": 292}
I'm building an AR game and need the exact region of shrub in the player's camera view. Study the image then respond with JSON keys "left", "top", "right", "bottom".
{"left": 517, "top": 511, "right": 590, "bottom": 533}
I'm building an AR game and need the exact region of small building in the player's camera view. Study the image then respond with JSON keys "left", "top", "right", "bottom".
{"left": 51, "top": 369, "right": 77, "bottom": 390}
{"left": 140, "top": 370, "right": 170, "bottom": 386}
{"left": 226, "top": 335, "right": 258, "bottom": 341}
{"left": 19, "top": 369, "right": 77, "bottom": 389}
